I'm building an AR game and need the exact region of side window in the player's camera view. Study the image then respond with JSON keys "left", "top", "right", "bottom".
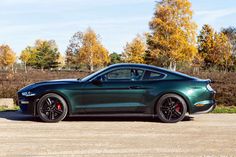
{"left": 105, "top": 69, "right": 131, "bottom": 81}
{"left": 100, "top": 68, "right": 144, "bottom": 82}
{"left": 143, "top": 71, "right": 165, "bottom": 80}
{"left": 131, "top": 69, "right": 144, "bottom": 81}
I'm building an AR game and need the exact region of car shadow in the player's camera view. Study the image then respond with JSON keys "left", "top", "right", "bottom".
{"left": 0, "top": 110, "right": 194, "bottom": 123}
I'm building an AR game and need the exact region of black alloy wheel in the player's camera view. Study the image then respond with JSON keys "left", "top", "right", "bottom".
{"left": 156, "top": 94, "right": 187, "bottom": 123}
{"left": 37, "top": 93, "right": 68, "bottom": 123}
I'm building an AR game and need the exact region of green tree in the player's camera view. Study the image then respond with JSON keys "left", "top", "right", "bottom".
{"left": 109, "top": 52, "right": 122, "bottom": 65}
{"left": 21, "top": 40, "right": 60, "bottom": 70}
{"left": 122, "top": 35, "right": 146, "bottom": 64}
{"left": 146, "top": 0, "right": 197, "bottom": 71}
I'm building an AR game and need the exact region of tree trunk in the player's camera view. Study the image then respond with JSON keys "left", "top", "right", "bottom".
{"left": 89, "top": 63, "right": 94, "bottom": 72}
{"left": 24, "top": 62, "right": 27, "bottom": 73}
{"left": 169, "top": 61, "right": 177, "bottom": 71}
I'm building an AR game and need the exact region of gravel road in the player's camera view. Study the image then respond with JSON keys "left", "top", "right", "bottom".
{"left": 0, "top": 111, "right": 235, "bottom": 157}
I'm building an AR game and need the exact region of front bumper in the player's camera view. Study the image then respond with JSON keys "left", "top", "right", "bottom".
{"left": 17, "top": 93, "right": 37, "bottom": 115}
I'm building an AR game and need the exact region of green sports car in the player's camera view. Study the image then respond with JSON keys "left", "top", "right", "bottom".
{"left": 17, "top": 63, "right": 216, "bottom": 123}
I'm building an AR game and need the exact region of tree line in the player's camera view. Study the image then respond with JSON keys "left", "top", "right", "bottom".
{"left": 0, "top": 0, "right": 236, "bottom": 73}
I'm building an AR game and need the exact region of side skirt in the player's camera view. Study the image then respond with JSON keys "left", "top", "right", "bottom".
{"left": 69, "top": 113, "right": 156, "bottom": 118}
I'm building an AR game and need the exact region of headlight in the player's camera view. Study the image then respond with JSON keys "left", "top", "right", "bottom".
{"left": 21, "top": 91, "right": 36, "bottom": 97}
{"left": 206, "top": 84, "right": 214, "bottom": 91}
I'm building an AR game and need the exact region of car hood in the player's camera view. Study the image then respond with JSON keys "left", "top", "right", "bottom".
{"left": 19, "top": 79, "right": 80, "bottom": 92}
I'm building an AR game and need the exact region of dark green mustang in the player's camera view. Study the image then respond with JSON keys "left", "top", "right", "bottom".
{"left": 17, "top": 63, "right": 216, "bottom": 123}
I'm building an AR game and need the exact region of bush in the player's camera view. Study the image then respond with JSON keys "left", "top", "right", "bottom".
{"left": 0, "top": 69, "right": 235, "bottom": 106}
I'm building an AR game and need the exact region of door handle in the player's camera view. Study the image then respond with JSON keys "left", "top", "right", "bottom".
{"left": 129, "top": 86, "right": 142, "bottom": 89}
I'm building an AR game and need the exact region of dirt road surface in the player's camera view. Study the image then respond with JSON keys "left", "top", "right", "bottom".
{"left": 0, "top": 111, "right": 235, "bottom": 157}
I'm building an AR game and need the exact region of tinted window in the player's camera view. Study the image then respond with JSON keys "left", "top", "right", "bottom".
{"left": 131, "top": 69, "right": 144, "bottom": 81}
{"left": 107, "top": 69, "right": 131, "bottom": 80}
{"left": 101, "top": 68, "right": 144, "bottom": 82}
{"left": 143, "top": 71, "right": 165, "bottom": 80}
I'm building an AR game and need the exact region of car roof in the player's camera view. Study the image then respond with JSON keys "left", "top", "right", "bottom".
{"left": 108, "top": 63, "right": 195, "bottom": 80}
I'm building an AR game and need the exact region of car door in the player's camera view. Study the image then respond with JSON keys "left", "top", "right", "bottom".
{"left": 80, "top": 68, "right": 148, "bottom": 114}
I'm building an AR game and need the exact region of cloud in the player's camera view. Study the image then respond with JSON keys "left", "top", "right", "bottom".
{"left": 195, "top": 8, "right": 236, "bottom": 24}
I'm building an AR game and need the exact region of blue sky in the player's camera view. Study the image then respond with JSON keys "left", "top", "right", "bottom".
{"left": 0, "top": 0, "right": 236, "bottom": 55}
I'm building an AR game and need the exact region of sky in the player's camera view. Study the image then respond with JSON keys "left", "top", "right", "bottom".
{"left": 0, "top": 0, "right": 236, "bottom": 55}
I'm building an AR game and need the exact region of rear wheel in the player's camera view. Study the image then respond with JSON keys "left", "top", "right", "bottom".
{"left": 37, "top": 93, "right": 68, "bottom": 123}
{"left": 156, "top": 94, "right": 187, "bottom": 123}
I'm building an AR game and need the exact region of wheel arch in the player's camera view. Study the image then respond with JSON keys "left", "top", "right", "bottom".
{"left": 153, "top": 91, "right": 192, "bottom": 114}
{"left": 34, "top": 90, "right": 72, "bottom": 116}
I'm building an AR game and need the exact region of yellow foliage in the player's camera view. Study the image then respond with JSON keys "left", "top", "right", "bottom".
{"left": 122, "top": 35, "right": 146, "bottom": 64}
{"left": 78, "top": 28, "right": 110, "bottom": 71}
{"left": 20, "top": 48, "right": 31, "bottom": 64}
{"left": 0, "top": 45, "right": 16, "bottom": 68}
{"left": 147, "top": 0, "right": 197, "bottom": 68}
{"left": 57, "top": 53, "right": 65, "bottom": 68}
{"left": 198, "top": 25, "right": 233, "bottom": 69}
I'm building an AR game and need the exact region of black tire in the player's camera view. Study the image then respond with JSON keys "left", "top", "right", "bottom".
{"left": 156, "top": 94, "right": 187, "bottom": 123}
{"left": 37, "top": 93, "right": 68, "bottom": 123}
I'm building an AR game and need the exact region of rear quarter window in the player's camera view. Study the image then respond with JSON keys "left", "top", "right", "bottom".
{"left": 143, "top": 71, "right": 165, "bottom": 80}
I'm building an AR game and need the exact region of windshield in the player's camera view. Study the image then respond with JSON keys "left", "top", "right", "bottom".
{"left": 80, "top": 67, "right": 109, "bottom": 82}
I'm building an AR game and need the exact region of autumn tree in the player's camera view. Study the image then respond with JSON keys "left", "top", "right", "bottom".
{"left": 20, "top": 40, "right": 60, "bottom": 70}
{"left": 222, "top": 27, "right": 236, "bottom": 69}
{"left": 213, "top": 32, "right": 232, "bottom": 71}
{"left": 20, "top": 47, "right": 31, "bottom": 73}
{"left": 65, "top": 28, "right": 110, "bottom": 72}
{"left": 122, "top": 35, "right": 146, "bottom": 64}
{"left": 146, "top": 0, "right": 197, "bottom": 71}
{"left": 0, "top": 45, "right": 16, "bottom": 71}
{"left": 65, "top": 32, "right": 83, "bottom": 68}
{"left": 57, "top": 53, "right": 65, "bottom": 70}
{"left": 109, "top": 52, "right": 122, "bottom": 65}
{"left": 222, "top": 27, "right": 236, "bottom": 55}
{"left": 198, "top": 25, "right": 232, "bottom": 71}
{"left": 197, "top": 24, "right": 215, "bottom": 67}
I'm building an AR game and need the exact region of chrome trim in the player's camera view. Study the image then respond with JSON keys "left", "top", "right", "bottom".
{"left": 20, "top": 101, "right": 30, "bottom": 104}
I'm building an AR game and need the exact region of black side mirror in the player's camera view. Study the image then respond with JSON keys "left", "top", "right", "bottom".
{"left": 91, "top": 79, "right": 102, "bottom": 85}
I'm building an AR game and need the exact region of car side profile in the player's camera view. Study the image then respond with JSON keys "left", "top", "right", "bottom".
{"left": 17, "top": 63, "right": 216, "bottom": 123}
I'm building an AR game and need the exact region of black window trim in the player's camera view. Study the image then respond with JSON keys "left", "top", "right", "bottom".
{"left": 89, "top": 66, "right": 167, "bottom": 83}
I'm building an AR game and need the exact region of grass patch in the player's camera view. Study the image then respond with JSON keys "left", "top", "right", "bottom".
{"left": 0, "top": 106, "right": 19, "bottom": 112}
{"left": 212, "top": 106, "right": 236, "bottom": 114}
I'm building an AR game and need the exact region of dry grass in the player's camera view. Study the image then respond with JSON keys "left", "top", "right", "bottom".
{"left": 0, "top": 69, "right": 235, "bottom": 106}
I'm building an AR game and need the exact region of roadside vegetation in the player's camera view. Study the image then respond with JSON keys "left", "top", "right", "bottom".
{"left": 212, "top": 106, "right": 236, "bottom": 114}
{"left": 0, "top": 106, "right": 19, "bottom": 112}
{"left": 0, "top": 0, "right": 236, "bottom": 113}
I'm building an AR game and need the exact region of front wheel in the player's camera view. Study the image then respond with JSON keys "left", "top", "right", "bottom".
{"left": 156, "top": 94, "right": 187, "bottom": 123}
{"left": 37, "top": 93, "right": 68, "bottom": 123}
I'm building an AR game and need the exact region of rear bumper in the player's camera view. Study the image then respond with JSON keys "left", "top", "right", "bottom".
{"left": 192, "top": 100, "right": 216, "bottom": 114}
{"left": 194, "top": 102, "right": 216, "bottom": 114}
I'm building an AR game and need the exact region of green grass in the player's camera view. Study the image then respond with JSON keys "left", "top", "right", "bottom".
{"left": 0, "top": 106, "right": 19, "bottom": 112}
{"left": 212, "top": 106, "right": 236, "bottom": 114}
